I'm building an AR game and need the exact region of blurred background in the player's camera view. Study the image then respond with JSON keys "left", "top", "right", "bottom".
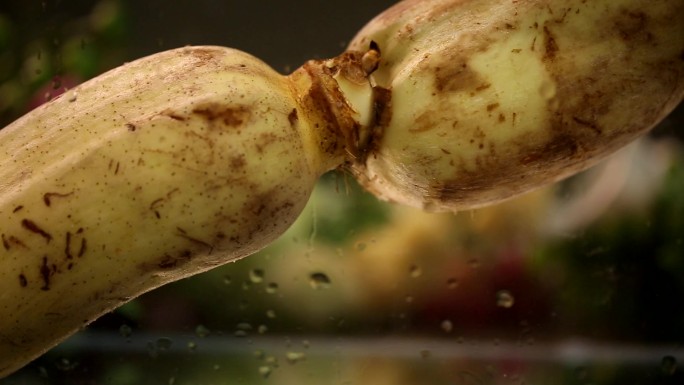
{"left": 1, "top": 1, "right": 683, "bottom": 384}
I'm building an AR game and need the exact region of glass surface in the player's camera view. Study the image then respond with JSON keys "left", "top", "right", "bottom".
{"left": 1, "top": 1, "right": 683, "bottom": 384}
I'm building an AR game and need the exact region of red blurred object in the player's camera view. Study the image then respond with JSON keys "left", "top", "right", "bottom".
{"left": 26, "top": 75, "right": 82, "bottom": 111}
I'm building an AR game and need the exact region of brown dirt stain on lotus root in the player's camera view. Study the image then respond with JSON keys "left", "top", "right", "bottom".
{"left": 542, "top": 25, "right": 559, "bottom": 61}
{"left": 288, "top": 108, "right": 299, "bottom": 127}
{"left": 3, "top": 234, "right": 28, "bottom": 250}
{"left": 64, "top": 229, "right": 87, "bottom": 260}
{"left": 230, "top": 154, "right": 247, "bottom": 170}
{"left": 43, "top": 191, "right": 74, "bottom": 207}
{"left": 192, "top": 103, "right": 252, "bottom": 128}
{"left": 156, "top": 250, "right": 193, "bottom": 270}
{"left": 433, "top": 60, "right": 486, "bottom": 93}
{"left": 187, "top": 47, "right": 222, "bottom": 67}
{"left": 21, "top": 219, "right": 52, "bottom": 243}
{"left": 39, "top": 256, "right": 57, "bottom": 291}
{"left": 614, "top": 10, "right": 652, "bottom": 43}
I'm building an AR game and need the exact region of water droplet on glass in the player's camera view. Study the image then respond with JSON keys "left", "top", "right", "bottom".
{"left": 266, "top": 309, "right": 277, "bottom": 319}
{"left": 195, "top": 324, "right": 210, "bottom": 338}
{"left": 405, "top": 295, "right": 414, "bottom": 303}
{"left": 409, "top": 264, "right": 422, "bottom": 278}
{"left": 309, "top": 272, "right": 331, "bottom": 289}
{"left": 237, "top": 322, "right": 252, "bottom": 331}
{"left": 496, "top": 290, "right": 515, "bottom": 308}
{"left": 661, "top": 355, "right": 677, "bottom": 375}
{"left": 55, "top": 358, "right": 78, "bottom": 372}
{"left": 223, "top": 275, "right": 232, "bottom": 285}
{"left": 355, "top": 242, "right": 367, "bottom": 251}
{"left": 441, "top": 320, "right": 453, "bottom": 333}
{"left": 266, "top": 282, "right": 279, "bottom": 294}
{"left": 249, "top": 269, "right": 264, "bottom": 283}
{"left": 187, "top": 341, "right": 197, "bottom": 352}
{"left": 258, "top": 324, "right": 269, "bottom": 334}
{"left": 234, "top": 322, "right": 252, "bottom": 337}
{"left": 258, "top": 365, "right": 272, "bottom": 379}
{"left": 265, "top": 355, "right": 278, "bottom": 365}
{"left": 67, "top": 92, "right": 77, "bottom": 103}
{"left": 156, "top": 337, "right": 173, "bottom": 352}
{"left": 447, "top": 278, "right": 459, "bottom": 289}
{"left": 286, "top": 351, "right": 306, "bottom": 364}
{"left": 119, "top": 324, "right": 133, "bottom": 338}
{"left": 235, "top": 322, "right": 252, "bottom": 337}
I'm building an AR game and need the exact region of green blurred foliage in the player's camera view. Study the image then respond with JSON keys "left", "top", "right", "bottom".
{"left": 310, "top": 172, "right": 391, "bottom": 245}
{"left": 0, "top": 0, "right": 129, "bottom": 126}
